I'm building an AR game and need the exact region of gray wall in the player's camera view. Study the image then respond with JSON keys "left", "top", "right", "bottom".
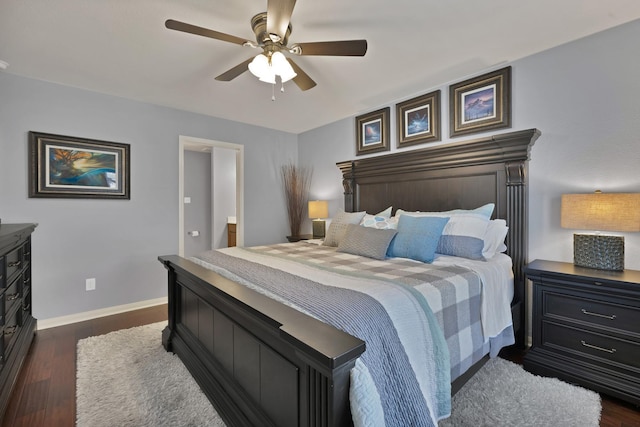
{"left": 184, "top": 150, "right": 212, "bottom": 257}
{"left": 0, "top": 73, "right": 297, "bottom": 320}
{"left": 3, "top": 18, "right": 639, "bottom": 322}
{"left": 299, "top": 19, "right": 640, "bottom": 271}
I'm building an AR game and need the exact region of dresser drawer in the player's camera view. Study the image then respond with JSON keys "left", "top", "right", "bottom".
{"left": 3, "top": 278, "right": 21, "bottom": 319}
{"left": 544, "top": 290, "right": 640, "bottom": 335}
{"left": 22, "top": 269, "right": 31, "bottom": 297}
{"left": 543, "top": 321, "right": 640, "bottom": 370}
{"left": 2, "top": 307, "right": 20, "bottom": 360}
{"left": 0, "top": 256, "right": 4, "bottom": 288}
{"left": 4, "top": 247, "right": 22, "bottom": 286}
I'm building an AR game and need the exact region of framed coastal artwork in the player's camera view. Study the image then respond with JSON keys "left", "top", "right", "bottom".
{"left": 28, "top": 131, "right": 130, "bottom": 199}
{"left": 355, "top": 107, "right": 390, "bottom": 156}
{"left": 396, "top": 90, "right": 441, "bottom": 147}
{"left": 449, "top": 66, "right": 511, "bottom": 137}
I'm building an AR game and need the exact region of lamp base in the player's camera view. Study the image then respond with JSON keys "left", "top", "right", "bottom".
{"left": 573, "top": 233, "right": 624, "bottom": 271}
{"left": 312, "top": 220, "right": 326, "bottom": 239}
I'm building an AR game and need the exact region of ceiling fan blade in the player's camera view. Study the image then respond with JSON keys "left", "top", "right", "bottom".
{"left": 215, "top": 57, "right": 254, "bottom": 81}
{"left": 165, "top": 19, "right": 250, "bottom": 46}
{"left": 287, "top": 58, "right": 316, "bottom": 91}
{"left": 291, "top": 40, "right": 368, "bottom": 56}
{"left": 267, "top": 0, "right": 297, "bottom": 39}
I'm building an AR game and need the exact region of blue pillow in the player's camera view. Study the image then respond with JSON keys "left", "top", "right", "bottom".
{"left": 387, "top": 216, "right": 449, "bottom": 263}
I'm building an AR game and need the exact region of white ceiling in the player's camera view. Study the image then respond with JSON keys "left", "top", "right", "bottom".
{"left": 2, "top": 0, "right": 640, "bottom": 134}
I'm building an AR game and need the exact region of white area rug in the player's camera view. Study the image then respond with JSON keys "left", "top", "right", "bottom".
{"left": 76, "top": 322, "right": 224, "bottom": 427}
{"left": 440, "top": 357, "right": 602, "bottom": 427}
{"left": 77, "top": 322, "right": 601, "bottom": 426}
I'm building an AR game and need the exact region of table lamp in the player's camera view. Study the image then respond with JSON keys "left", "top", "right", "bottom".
{"left": 308, "top": 200, "right": 329, "bottom": 239}
{"left": 561, "top": 191, "right": 640, "bottom": 270}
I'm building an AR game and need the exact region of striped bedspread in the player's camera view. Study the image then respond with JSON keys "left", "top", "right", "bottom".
{"left": 191, "top": 242, "right": 513, "bottom": 426}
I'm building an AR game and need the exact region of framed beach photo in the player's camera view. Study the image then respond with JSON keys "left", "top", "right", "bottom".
{"left": 28, "top": 131, "right": 130, "bottom": 199}
{"left": 449, "top": 66, "right": 511, "bottom": 137}
{"left": 355, "top": 107, "right": 390, "bottom": 156}
{"left": 396, "top": 90, "right": 440, "bottom": 148}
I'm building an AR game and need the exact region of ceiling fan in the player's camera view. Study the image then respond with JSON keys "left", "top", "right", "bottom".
{"left": 165, "top": 0, "right": 367, "bottom": 92}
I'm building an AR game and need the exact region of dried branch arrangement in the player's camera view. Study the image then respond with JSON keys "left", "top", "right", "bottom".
{"left": 281, "top": 163, "right": 312, "bottom": 237}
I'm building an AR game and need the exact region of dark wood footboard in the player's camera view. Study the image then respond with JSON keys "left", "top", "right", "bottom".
{"left": 158, "top": 255, "right": 365, "bottom": 427}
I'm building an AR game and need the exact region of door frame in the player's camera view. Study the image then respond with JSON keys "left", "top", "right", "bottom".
{"left": 179, "top": 135, "right": 244, "bottom": 256}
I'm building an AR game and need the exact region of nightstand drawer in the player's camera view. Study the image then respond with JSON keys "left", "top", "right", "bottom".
{"left": 544, "top": 291, "right": 640, "bottom": 335}
{"left": 543, "top": 321, "right": 640, "bottom": 370}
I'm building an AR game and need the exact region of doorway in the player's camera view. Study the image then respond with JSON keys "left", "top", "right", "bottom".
{"left": 178, "top": 136, "right": 244, "bottom": 257}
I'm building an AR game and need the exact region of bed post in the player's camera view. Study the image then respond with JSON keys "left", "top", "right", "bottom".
{"left": 337, "top": 161, "right": 356, "bottom": 212}
{"left": 159, "top": 257, "right": 178, "bottom": 352}
{"left": 505, "top": 160, "right": 528, "bottom": 346}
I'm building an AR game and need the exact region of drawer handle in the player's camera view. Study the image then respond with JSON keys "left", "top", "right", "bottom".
{"left": 24, "top": 277, "right": 31, "bottom": 283}
{"left": 4, "top": 325, "right": 17, "bottom": 336}
{"left": 6, "top": 293, "right": 19, "bottom": 301}
{"left": 22, "top": 303, "right": 30, "bottom": 311}
{"left": 8, "top": 261, "right": 21, "bottom": 268}
{"left": 581, "top": 340, "right": 616, "bottom": 354}
{"left": 581, "top": 309, "right": 616, "bottom": 320}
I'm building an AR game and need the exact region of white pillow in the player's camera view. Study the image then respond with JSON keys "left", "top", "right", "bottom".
{"left": 482, "top": 219, "right": 508, "bottom": 259}
{"left": 396, "top": 203, "right": 494, "bottom": 260}
{"left": 323, "top": 210, "right": 367, "bottom": 247}
{"left": 359, "top": 206, "right": 393, "bottom": 228}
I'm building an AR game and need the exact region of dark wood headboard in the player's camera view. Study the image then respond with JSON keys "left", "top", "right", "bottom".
{"left": 337, "top": 128, "right": 541, "bottom": 344}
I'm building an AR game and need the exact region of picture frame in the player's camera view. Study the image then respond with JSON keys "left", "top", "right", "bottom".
{"left": 396, "top": 90, "right": 441, "bottom": 147}
{"left": 355, "top": 107, "right": 390, "bottom": 156}
{"left": 449, "top": 66, "right": 511, "bottom": 137}
{"left": 28, "top": 131, "right": 130, "bottom": 199}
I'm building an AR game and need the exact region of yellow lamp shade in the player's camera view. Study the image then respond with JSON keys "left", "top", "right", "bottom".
{"left": 308, "top": 200, "right": 329, "bottom": 219}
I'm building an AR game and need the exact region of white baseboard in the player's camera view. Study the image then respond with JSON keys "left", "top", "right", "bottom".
{"left": 37, "top": 297, "right": 168, "bottom": 330}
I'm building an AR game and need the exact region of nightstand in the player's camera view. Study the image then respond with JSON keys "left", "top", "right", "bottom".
{"left": 523, "top": 259, "right": 640, "bottom": 405}
{"left": 286, "top": 234, "right": 313, "bottom": 242}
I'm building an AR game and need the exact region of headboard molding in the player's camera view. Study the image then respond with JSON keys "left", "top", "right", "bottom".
{"left": 337, "top": 128, "right": 541, "bottom": 344}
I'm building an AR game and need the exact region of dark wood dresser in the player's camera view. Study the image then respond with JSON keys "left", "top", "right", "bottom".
{"left": 0, "top": 224, "right": 37, "bottom": 418}
{"left": 524, "top": 259, "right": 640, "bottom": 405}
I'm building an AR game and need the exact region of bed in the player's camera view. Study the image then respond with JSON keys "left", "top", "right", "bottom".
{"left": 158, "top": 128, "right": 540, "bottom": 427}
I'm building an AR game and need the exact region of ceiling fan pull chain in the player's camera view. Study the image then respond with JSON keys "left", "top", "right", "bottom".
{"left": 281, "top": 79, "right": 285, "bottom": 93}
{"left": 272, "top": 83, "right": 276, "bottom": 101}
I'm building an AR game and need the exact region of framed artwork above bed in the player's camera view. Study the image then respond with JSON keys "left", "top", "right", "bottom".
{"left": 355, "top": 107, "right": 390, "bottom": 156}
{"left": 396, "top": 90, "right": 441, "bottom": 147}
{"left": 449, "top": 66, "right": 511, "bottom": 137}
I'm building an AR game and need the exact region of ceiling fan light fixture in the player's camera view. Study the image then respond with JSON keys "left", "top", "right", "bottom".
{"left": 271, "top": 51, "right": 297, "bottom": 82}
{"left": 248, "top": 53, "right": 270, "bottom": 78}
{"left": 258, "top": 69, "right": 276, "bottom": 84}
{"left": 248, "top": 51, "right": 297, "bottom": 85}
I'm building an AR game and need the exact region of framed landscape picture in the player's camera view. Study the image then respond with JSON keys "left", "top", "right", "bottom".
{"left": 396, "top": 90, "right": 440, "bottom": 147}
{"left": 355, "top": 107, "right": 390, "bottom": 156}
{"left": 29, "top": 131, "right": 130, "bottom": 199}
{"left": 449, "top": 66, "right": 511, "bottom": 137}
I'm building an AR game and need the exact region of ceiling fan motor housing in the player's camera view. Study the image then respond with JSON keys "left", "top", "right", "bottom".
{"left": 251, "top": 12, "right": 291, "bottom": 47}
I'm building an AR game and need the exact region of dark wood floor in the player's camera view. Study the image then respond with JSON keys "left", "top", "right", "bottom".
{"left": 1, "top": 305, "right": 639, "bottom": 426}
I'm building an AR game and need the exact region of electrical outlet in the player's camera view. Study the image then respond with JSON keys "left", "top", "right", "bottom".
{"left": 86, "top": 278, "right": 96, "bottom": 291}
